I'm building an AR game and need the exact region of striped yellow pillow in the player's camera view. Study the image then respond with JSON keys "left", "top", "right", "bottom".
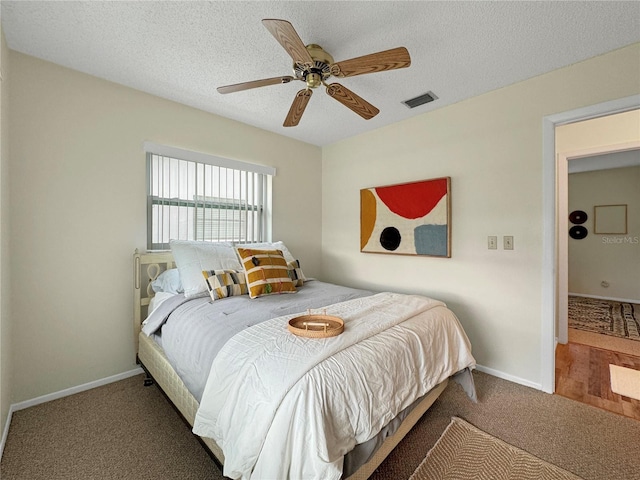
{"left": 202, "top": 269, "right": 248, "bottom": 301}
{"left": 236, "top": 248, "right": 297, "bottom": 299}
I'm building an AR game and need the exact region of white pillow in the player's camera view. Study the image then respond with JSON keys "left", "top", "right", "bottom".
{"left": 150, "top": 268, "right": 183, "bottom": 295}
{"left": 234, "top": 241, "right": 296, "bottom": 264}
{"left": 169, "top": 240, "right": 243, "bottom": 298}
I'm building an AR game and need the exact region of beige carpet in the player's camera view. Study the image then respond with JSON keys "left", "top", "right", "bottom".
{"left": 410, "top": 417, "right": 582, "bottom": 480}
{"left": 610, "top": 364, "right": 640, "bottom": 401}
{"left": 2, "top": 371, "right": 640, "bottom": 480}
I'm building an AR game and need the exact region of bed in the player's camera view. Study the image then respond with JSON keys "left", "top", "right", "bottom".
{"left": 133, "top": 242, "right": 476, "bottom": 480}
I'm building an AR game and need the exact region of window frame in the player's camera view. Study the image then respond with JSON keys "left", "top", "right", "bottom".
{"left": 144, "top": 142, "right": 275, "bottom": 251}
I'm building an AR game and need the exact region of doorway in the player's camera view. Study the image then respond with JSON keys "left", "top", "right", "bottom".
{"left": 554, "top": 142, "right": 640, "bottom": 419}
{"left": 540, "top": 95, "right": 640, "bottom": 394}
{"left": 556, "top": 142, "right": 640, "bottom": 346}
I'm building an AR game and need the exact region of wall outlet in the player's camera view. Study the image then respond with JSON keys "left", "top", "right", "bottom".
{"left": 504, "top": 235, "right": 514, "bottom": 250}
{"left": 488, "top": 236, "right": 497, "bottom": 250}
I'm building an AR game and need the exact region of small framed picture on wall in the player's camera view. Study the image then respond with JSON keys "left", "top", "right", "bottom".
{"left": 594, "top": 204, "right": 627, "bottom": 234}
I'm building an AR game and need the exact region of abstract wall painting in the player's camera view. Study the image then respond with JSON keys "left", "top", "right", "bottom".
{"left": 360, "top": 177, "right": 451, "bottom": 257}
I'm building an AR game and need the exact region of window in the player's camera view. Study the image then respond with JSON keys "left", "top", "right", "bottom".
{"left": 144, "top": 142, "right": 275, "bottom": 250}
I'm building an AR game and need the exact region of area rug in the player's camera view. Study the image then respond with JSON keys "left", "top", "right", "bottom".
{"left": 409, "top": 417, "right": 583, "bottom": 480}
{"left": 568, "top": 296, "right": 640, "bottom": 341}
{"left": 610, "top": 364, "right": 640, "bottom": 401}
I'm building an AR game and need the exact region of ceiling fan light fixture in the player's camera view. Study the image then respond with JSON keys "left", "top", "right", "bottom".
{"left": 402, "top": 91, "right": 438, "bottom": 109}
{"left": 305, "top": 72, "right": 323, "bottom": 88}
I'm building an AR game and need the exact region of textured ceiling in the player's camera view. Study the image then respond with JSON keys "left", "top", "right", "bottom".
{"left": 2, "top": 1, "right": 639, "bottom": 146}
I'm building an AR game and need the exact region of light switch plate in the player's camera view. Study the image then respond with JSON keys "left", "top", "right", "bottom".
{"left": 488, "top": 236, "right": 497, "bottom": 250}
{"left": 504, "top": 236, "right": 514, "bottom": 250}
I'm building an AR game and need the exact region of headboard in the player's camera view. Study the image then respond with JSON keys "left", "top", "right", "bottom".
{"left": 133, "top": 249, "right": 175, "bottom": 353}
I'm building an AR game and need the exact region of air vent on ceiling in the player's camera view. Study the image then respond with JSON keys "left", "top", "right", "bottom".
{"left": 402, "top": 91, "right": 438, "bottom": 109}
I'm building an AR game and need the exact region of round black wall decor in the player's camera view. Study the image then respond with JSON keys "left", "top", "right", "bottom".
{"left": 379, "top": 226, "right": 401, "bottom": 251}
{"left": 569, "top": 210, "right": 588, "bottom": 224}
{"left": 569, "top": 225, "right": 588, "bottom": 240}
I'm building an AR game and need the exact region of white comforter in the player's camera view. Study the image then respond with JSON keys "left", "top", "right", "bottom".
{"left": 193, "top": 292, "right": 475, "bottom": 480}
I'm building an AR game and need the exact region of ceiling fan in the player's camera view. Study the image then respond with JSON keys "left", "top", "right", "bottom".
{"left": 217, "top": 19, "right": 411, "bottom": 127}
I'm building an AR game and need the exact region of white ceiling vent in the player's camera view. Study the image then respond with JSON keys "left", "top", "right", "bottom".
{"left": 402, "top": 91, "right": 438, "bottom": 109}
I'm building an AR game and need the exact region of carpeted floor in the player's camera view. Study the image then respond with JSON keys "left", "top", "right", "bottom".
{"left": 568, "top": 295, "right": 640, "bottom": 341}
{"left": 410, "top": 417, "right": 582, "bottom": 480}
{"left": 2, "top": 371, "right": 640, "bottom": 480}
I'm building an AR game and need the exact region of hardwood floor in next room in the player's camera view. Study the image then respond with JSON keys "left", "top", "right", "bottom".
{"left": 556, "top": 341, "right": 640, "bottom": 421}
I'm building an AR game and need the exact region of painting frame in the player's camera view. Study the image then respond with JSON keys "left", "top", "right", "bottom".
{"left": 594, "top": 204, "right": 627, "bottom": 234}
{"left": 360, "top": 177, "right": 451, "bottom": 258}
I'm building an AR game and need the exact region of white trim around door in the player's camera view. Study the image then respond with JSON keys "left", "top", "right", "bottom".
{"left": 541, "top": 94, "right": 640, "bottom": 394}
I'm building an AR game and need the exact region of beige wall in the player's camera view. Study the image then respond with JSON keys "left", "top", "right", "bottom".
{"left": 8, "top": 51, "right": 322, "bottom": 402}
{"left": 568, "top": 166, "right": 640, "bottom": 301}
{"left": 4, "top": 39, "right": 640, "bottom": 405}
{"left": 0, "top": 26, "right": 11, "bottom": 441}
{"left": 322, "top": 43, "right": 640, "bottom": 386}
{"left": 556, "top": 109, "right": 640, "bottom": 153}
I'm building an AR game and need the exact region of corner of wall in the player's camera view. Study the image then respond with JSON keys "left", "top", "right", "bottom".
{"left": 0, "top": 24, "right": 13, "bottom": 453}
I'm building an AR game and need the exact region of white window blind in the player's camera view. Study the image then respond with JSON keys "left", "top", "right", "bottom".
{"left": 144, "top": 142, "right": 275, "bottom": 250}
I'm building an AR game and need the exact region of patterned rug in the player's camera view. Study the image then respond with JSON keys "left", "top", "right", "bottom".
{"left": 568, "top": 296, "right": 640, "bottom": 342}
{"left": 409, "top": 417, "right": 583, "bottom": 480}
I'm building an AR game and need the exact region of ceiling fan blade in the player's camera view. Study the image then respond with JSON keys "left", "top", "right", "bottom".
{"left": 217, "top": 76, "right": 296, "bottom": 94}
{"left": 330, "top": 47, "right": 411, "bottom": 78}
{"left": 284, "top": 89, "right": 312, "bottom": 127}
{"left": 326, "top": 83, "right": 379, "bottom": 120}
{"left": 262, "top": 19, "right": 314, "bottom": 66}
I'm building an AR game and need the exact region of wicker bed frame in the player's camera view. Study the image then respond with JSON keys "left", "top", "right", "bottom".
{"left": 133, "top": 250, "right": 448, "bottom": 480}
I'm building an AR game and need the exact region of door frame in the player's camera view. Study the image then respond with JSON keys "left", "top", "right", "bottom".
{"left": 540, "top": 94, "right": 640, "bottom": 393}
{"left": 556, "top": 142, "right": 640, "bottom": 345}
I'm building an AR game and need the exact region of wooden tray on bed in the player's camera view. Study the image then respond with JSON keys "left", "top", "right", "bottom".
{"left": 288, "top": 314, "right": 344, "bottom": 338}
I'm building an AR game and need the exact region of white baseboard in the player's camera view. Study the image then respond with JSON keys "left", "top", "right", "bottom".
{"left": 11, "top": 367, "right": 144, "bottom": 412}
{"left": 0, "top": 405, "right": 14, "bottom": 462}
{"left": 2, "top": 364, "right": 544, "bottom": 459}
{"left": 475, "top": 364, "right": 543, "bottom": 391}
{"left": 0, "top": 367, "right": 143, "bottom": 461}
{"left": 569, "top": 292, "right": 640, "bottom": 304}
